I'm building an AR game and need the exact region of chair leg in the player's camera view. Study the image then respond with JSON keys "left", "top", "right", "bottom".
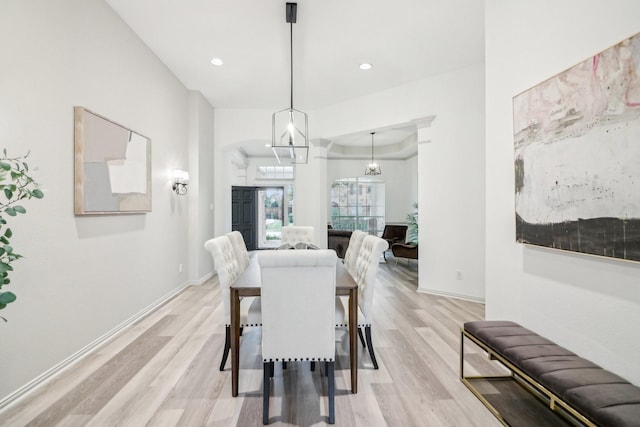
{"left": 263, "top": 362, "right": 270, "bottom": 424}
{"left": 310, "top": 361, "right": 316, "bottom": 371}
{"left": 269, "top": 361, "right": 275, "bottom": 378}
{"left": 358, "top": 327, "right": 366, "bottom": 348}
{"left": 220, "top": 326, "right": 230, "bottom": 371}
{"left": 364, "top": 325, "right": 379, "bottom": 369}
{"left": 327, "top": 361, "right": 335, "bottom": 424}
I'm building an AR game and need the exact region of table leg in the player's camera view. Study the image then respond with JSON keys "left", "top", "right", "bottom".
{"left": 230, "top": 289, "right": 240, "bottom": 397}
{"left": 349, "top": 288, "right": 358, "bottom": 393}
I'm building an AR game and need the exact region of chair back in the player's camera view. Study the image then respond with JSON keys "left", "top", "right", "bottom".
{"left": 343, "top": 230, "right": 367, "bottom": 276}
{"left": 226, "top": 230, "right": 250, "bottom": 270}
{"left": 381, "top": 224, "right": 408, "bottom": 245}
{"left": 204, "top": 235, "right": 242, "bottom": 321}
{"left": 352, "top": 235, "right": 388, "bottom": 321}
{"left": 281, "top": 225, "right": 315, "bottom": 245}
{"left": 258, "top": 250, "right": 337, "bottom": 362}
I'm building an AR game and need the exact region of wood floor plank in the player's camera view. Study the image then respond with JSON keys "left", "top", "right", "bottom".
{"left": 24, "top": 316, "right": 174, "bottom": 426}
{"left": 1, "top": 260, "right": 505, "bottom": 427}
{"left": 87, "top": 308, "right": 220, "bottom": 426}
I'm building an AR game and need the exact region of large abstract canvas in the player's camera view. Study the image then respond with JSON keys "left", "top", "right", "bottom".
{"left": 74, "top": 107, "right": 151, "bottom": 215}
{"left": 514, "top": 32, "right": 640, "bottom": 261}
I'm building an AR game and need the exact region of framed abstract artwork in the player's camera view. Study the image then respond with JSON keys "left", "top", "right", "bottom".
{"left": 514, "top": 32, "right": 640, "bottom": 262}
{"left": 74, "top": 107, "right": 151, "bottom": 215}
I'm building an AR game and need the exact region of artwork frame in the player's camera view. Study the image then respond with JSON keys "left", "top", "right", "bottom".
{"left": 513, "top": 32, "right": 640, "bottom": 262}
{"left": 74, "top": 106, "right": 152, "bottom": 215}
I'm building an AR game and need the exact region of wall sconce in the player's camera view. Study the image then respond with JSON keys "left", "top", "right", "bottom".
{"left": 172, "top": 169, "right": 189, "bottom": 195}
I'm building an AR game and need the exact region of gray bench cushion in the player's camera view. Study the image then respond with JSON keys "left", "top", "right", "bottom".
{"left": 464, "top": 320, "right": 640, "bottom": 427}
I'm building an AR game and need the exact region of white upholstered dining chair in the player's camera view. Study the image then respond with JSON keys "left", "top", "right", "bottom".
{"left": 258, "top": 249, "right": 337, "bottom": 425}
{"left": 335, "top": 234, "right": 388, "bottom": 369}
{"left": 204, "top": 235, "right": 261, "bottom": 371}
{"left": 342, "top": 230, "right": 367, "bottom": 275}
{"left": 225, "top": 230, "right": 251, "bottom": 271}
{"left": 280, "top": 225, "right": 315, "bottom": 246}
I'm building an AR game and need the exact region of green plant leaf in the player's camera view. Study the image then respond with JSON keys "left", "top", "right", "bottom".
{"left": 0, "top": 262, "right": 10, "bottom": 274}
{"left": 0, "top": 150, "right": 44, "bottom": 314}
{"left": 0, "top": 291, "right": 17, "bottom": 305}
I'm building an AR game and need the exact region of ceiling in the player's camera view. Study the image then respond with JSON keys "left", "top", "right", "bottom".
{"left": 106, "top": 0, "right": 484, "bottom": 158}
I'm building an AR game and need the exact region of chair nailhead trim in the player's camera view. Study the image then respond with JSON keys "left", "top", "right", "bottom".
{"left": 263, "top": 358, "right": 335, "bottom": 362}
{"left": 223, "top": 323, "right": 262, "bottom": 327}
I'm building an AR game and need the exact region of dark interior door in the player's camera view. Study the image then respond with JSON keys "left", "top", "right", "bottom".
{"left": 231, "top": 186, "right": 257, "bottom": 250}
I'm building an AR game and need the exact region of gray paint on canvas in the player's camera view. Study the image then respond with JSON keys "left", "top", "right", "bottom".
{"left": 83, "top": 162, "right": 119, "bottom": 212}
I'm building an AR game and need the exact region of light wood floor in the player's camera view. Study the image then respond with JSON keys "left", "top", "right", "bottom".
{"left": 1, "top": 257, "right": 504, "bottom": 427}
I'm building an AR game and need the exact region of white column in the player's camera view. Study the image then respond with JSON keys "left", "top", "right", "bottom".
{"left": 294, "top": 138, "right": 331, "bottom": 248}
{"left": 413, "top": 115, "right": 436, "bottom": 293}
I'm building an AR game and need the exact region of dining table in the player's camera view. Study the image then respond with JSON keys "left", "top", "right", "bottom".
{"left": 229, "top": 257, "right": 359, "bottom": 397}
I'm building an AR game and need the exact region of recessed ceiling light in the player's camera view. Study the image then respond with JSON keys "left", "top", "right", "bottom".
{"left": 210, "top": 57, "right": 223, "bottom": 66}
{"left": 265, "top": 143, "right": 271, "bottom": 147}
{"left": 359, "top": 63, "right": 372, "bottom": 70}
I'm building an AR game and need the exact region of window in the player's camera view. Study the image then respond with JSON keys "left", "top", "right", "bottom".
{"left": 256, "top": 184, "right": 296, "bottom": 249}
{"left": 256, "top": 165, "right": 294, "bottom": 180}
{"left": 258, "top": 187, "right": 284, "bottom": 248}
{"left": 330, "top": 178, "right": 385, "bottom": 235}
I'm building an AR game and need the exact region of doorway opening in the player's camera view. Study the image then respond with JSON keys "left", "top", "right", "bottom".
{"left": 231, "top": 185, "right": 295, "bottom": 250}
{"left": 258, "top": 187, "right": 284, "bottom": 248}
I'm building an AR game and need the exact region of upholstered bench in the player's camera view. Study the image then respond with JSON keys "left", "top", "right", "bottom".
{"left": 461, "top": 320, "right": 640, "bottom": 427}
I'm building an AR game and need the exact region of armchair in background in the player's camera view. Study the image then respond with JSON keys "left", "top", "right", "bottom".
{"left": 327, "top": 227, "right": 352, "bottom": 259}
{"left": 380, "top": 224, "right": 408, "bottom": 261}
{"left": 391, "top": 242, "right": 418, "bottom": 263}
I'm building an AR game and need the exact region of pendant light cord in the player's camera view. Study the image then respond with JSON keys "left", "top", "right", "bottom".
{"left": 371, "top": 132, "right": 375, "bottom": 162}
{"left": 290, "top": 21, "right": 294, "bottom": 110}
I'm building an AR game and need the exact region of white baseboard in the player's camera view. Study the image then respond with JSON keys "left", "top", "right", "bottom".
{"left": 189, "top": 271, "right": 214, "bottom": 286}
{"left": 0, "top": 282, "right": 191, "bottom": 412}
{"left": 417, "top": 286, "right": 485, "bottom": 303}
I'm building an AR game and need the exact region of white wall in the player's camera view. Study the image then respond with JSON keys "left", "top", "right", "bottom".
{"left": 316, "top": 64, "right": 486, "bottom": 300}
{"left": 213, "top": 109, "right": 273, "bottom": 236}
{"left": 486, "top": 0, "right": 640, "bottom": 385}
{"left": 215, "top": 63, "right": 486, "bottom": 300}
{"left": 326, "top": 157, "right": 417, "bottom": 225}
{"left": 0, "top": 0, "right": 204, "bottom": 400}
